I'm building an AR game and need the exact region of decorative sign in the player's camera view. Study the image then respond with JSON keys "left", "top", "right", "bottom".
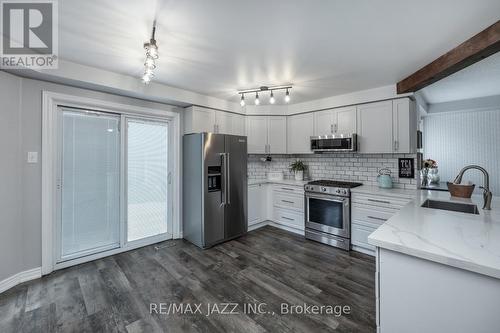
{"left": 398, "top": 158, "right": 415, "bottom": 178}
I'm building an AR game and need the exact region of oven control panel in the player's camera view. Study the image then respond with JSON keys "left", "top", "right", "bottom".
{"left": 304, "top": 185, "right": 350, "bottom": 197}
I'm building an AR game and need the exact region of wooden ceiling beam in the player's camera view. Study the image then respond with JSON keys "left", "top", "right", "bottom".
{"left": 397, "top": 20, "right": 500, "bottom": 94}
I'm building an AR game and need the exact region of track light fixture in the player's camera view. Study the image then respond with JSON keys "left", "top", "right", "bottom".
{"left": 142, "top": 20, "right": 159, "bottom": 84}
{"left": 237, "top": 85, "right": 292, "bottom": 106}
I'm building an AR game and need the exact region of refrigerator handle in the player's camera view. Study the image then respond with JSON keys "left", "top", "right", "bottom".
{"left": 220, "top": 153, "right": 226, "bottom": 206}
{"left": 226, "top": 153, "right": 231, "bottom": 205}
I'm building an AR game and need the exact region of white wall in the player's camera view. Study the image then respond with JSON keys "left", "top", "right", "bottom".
{"left": 0, "top": 72, "right": 24, "bottom": 281}
{"left": 0, "top": 70, "right": 182, "bottom": 282}
{"left": 423, "top": 100, "right": 500, "bottom": 193}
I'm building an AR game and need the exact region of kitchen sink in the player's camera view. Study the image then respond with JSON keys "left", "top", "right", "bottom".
{"left": 421, "top": 199, "right": 479, "bottom": 215}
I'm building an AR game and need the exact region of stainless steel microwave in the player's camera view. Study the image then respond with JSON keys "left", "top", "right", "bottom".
{"left": 310, "top": 134, "right": 357, "bottom": 152}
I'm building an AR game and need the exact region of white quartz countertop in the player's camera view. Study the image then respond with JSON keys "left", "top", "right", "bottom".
{"left": 351, "top": 185, "right": 419, "bottom": 198}
{"left": 248, "top": 179, "right": 309, "bottom": 187}
{"left": 368, "top": 190, "right": 500, "bottom": 279}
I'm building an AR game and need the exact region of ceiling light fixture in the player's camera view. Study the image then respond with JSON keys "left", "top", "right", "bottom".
{"left": 284, "top": 88, "right": 290, "bottom": 103}
{"left": 142, "top": 20, "right": 159, "bottom": 84}
{"left": 237, "top": 85, "right": 292, "bottom": 106}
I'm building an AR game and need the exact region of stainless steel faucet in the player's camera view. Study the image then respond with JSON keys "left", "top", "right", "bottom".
{"left": 453, "top": 165, "right": 492, "bottom": 210}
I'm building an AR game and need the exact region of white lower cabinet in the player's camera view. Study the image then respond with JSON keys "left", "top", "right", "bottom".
{"left": 248, "top": 183, "right": 268, "bottom": 229}
{"left": 351, "top": 192, "right": 412, "bottom": 255}
{"left": 248, "top": 182, "right": 305, "bottom": 234}
{"left": 273, "top": 208, "right": 304, "bottom": 230}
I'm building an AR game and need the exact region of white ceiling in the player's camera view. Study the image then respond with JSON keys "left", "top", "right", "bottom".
{"left": 58, "top": 0, "right": 500, "bottom": 104}
{"left": 420, "top": 52, "right": 500, "bottom": 104}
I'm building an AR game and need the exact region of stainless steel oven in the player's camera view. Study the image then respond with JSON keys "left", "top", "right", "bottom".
{"left": 304, "top": 180, "right": 361, "bottom": 250}
{"left": 305, "top": 193, "right": 350, "bottom": 238}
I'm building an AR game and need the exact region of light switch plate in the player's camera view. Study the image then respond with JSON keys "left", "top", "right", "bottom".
{"left": 27, "top": 152, "right": 38, "bottom": 163}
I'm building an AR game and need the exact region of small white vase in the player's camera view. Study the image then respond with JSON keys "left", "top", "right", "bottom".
{"left": 294, "top": 170, "right": 304, "bottom": 181}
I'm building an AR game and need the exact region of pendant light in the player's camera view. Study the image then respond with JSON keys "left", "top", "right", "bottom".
{"left": 254, "top": 92, "right": 260, "bottom": 105}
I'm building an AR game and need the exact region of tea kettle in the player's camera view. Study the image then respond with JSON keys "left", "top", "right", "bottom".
{"left": 377, "top": 168, "right": 393, "bottom": 189}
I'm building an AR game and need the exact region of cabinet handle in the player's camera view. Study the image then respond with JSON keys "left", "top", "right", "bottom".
{"left": 367, "top": 198, "right": 391, "bottom": 204}
{"left": 394, "top": 140, "right": 399, "bottom": 151}
{"left": 281, "top": 200, "right": 294, "bottom": 204}
{"left": 367, "top": 215, "right": 388, "bottom": 222}
{"left": 330, "top": 124, "right": 334, "bottom": 133}
{"left": 334, "top": 123, "right": 338, "bottom": 133}
{"left": 281, "top": 216, "right": 294, "bottom": 221}
{"left": 281, "top": 187, "right": 294, "bottom": 191}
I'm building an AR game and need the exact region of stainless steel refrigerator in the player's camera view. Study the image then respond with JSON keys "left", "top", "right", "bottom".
{"left": 183, "top": 133, "right": 247, "bottom": 248}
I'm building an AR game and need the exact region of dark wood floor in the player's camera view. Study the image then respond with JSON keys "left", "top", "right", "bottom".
{"left": 0, "top": 226, "right": 376, "bottom": 333}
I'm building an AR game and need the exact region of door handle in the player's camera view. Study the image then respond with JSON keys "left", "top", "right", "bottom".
{"left": 220, "top": 153, "right": 227, "bottom": 206}
{"left": 281, "top": 187, "right": 294, "bottom": 191}
{"left": 226, "top": 153, "right": 231, "bottom": 205}
{"left": 367, "top": 198, "right": 391, "bottom": 205}
{"left": 367, "top": 215, "right": 388, "bottom": 222}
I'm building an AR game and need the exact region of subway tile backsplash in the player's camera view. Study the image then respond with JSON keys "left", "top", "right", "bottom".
{"left": 248, "top": 153, "right": 418, "bottom": 189}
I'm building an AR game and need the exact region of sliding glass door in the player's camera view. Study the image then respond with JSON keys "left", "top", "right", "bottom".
{"left": 58, "top": 109, "right": 121, "bottom": 261}
{"left": 57, "top": 108, "right": 171, "bottom": 263}
{"left": 126, "top": 118, "right": 169, "bottom": 242}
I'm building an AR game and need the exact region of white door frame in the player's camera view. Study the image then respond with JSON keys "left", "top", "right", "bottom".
{"left": 42, "top": 91, "right": 182, "bottom": 275}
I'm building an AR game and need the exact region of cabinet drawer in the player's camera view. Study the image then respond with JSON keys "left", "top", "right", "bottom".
{"left": 352, "top": 203, "right": 397, "bottom": 225}
{"left": 272, "top": 184, "right": 304, "bottom": 196}
{"left": 352, "top": 193, "right": 411, "bottom": 209}
{"left": 273, "top": 208, "right": 304, "bottom": 229}
{"left": 273, "top": 192, "right": 304, "bottom": 211}
{"left": 351, "top": 222, "right": 376, "bottom": 251}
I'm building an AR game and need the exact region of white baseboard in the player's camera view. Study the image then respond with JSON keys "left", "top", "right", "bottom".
{"left": 0, "top": 267, "right": 42, "bottom": 294}
{"left": 268, "top": 221, "right": 305, "bottom": 236}
{"left": 248, "top": 220, "right": 269, "bottom": 231}
{"left": 248, "top": 219, "right": 305, "bottom": 236}
{"left": 351, "top": 245, "right": 375, "bottom": 256}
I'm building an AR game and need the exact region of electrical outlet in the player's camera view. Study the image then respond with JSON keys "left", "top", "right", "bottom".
{"left": 27, "top": 152, "right": 38, "bottom": 163}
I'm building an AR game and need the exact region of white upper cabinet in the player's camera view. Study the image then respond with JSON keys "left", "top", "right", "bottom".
{"left": 215, "top": 111, "right": 232, "bottom": 134}
{"left": 246, "top": 116, "right": 268, "bottom": 154}
{"left": 268, "top": 117, "right": 287, "bottom": 154}
{"left": 184, "top": 106, "right": 216, "bottom": 134}
{"left": 184, "top": 106, "right": 246, "bottom": 136}
{"left": 335, "top": 106, "right": 357, "bottom": 134}
{"left": 392, "top": 98, "right": 416, "bottom": 153}
{"left": 313, "top": 110, "right": 334, "bottom": 135}
{"left": 357, "top": 98, "right": 416, "bottom": 154}
{"left": 313, "top": 106, "right": 356, "bottom": 136}
{"left": 288, "top": 113, "right": 314, "bottom": 154}
{"left": 357, "top": 101, "right": 394, "bottom": 153}
{"left": 246, "top": 116, "right": 287, "bottom": 154}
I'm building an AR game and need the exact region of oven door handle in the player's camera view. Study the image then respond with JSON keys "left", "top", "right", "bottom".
{"left": 305, "top": 193, "right": 349, "bottom": 203}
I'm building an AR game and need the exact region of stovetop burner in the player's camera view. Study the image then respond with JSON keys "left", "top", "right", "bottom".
{"left": 307, "top": 180, "right": 363, "bottom": 188}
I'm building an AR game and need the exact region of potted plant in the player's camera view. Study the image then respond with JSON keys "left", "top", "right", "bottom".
{"left": 421, "top": 159, "right": 438, "bottom": 186}
{"left": 289, "top": 160, "right": 307, "bottom": 181}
